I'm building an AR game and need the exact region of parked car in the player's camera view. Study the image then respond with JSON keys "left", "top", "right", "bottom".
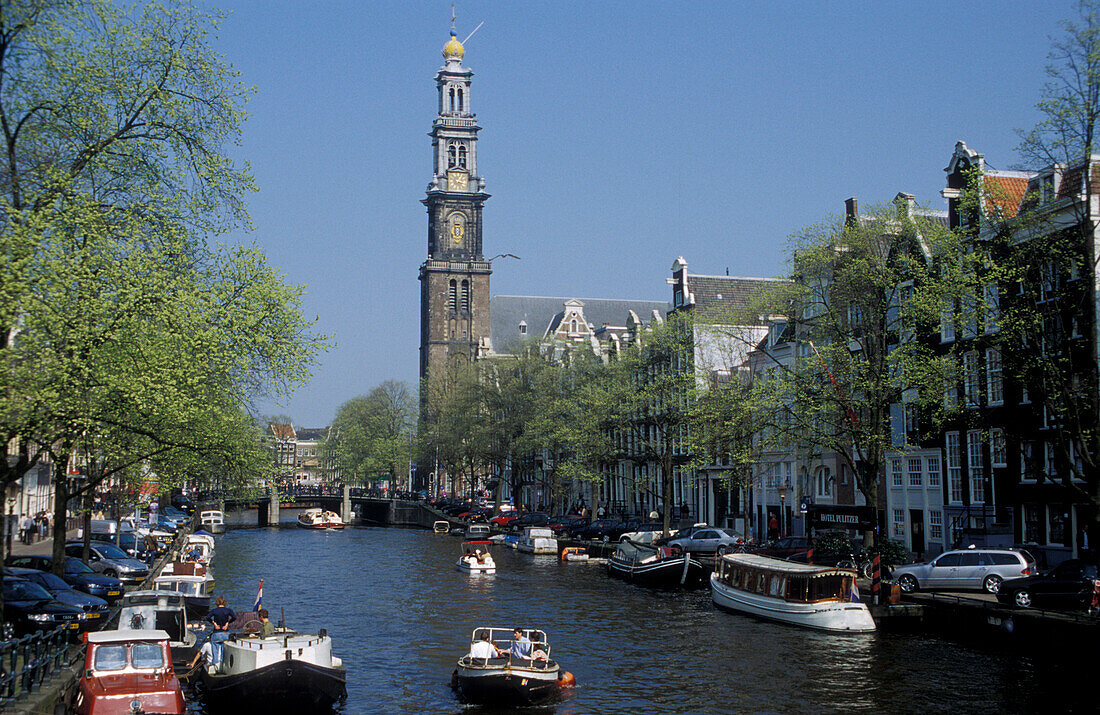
{"left": 161, "top": 505, "right": 192, "bottom": 525}
{"left": 489, "top": 513, "right": 519, "bottom": 528}
{"left": 574, "top": 519, "right": 638, "bottom": 542}
{"left": 893, "top": 548, "right": 1036, "bottom": 594}
{"left": 4, "top": 567, "right": 110, "bottom": 619}
{"left": 749, "top": 536, "right": 811, "bottom": 559}
{"left": 89, "top": 531, "right": 154, "bottom": 561}
{"left": 2, "top": 577, "right": 89, "bottom": 637}
{"left": 74, "top": 630, "right": 186, "bottom": 715}
{"left": 5, "top": 555, "right": 125, "bottom": 604}
{"left": 65, "top": 542, "right": 150, "bottom": 585}
{"left": 547, "top": 515, "right": 589, "bottom": 537}
{"left": 665, "top": 527, "right": 744, "bottom": 555}
{"left": 618, "top": 521, "right": 668, "bottom": 543}
{"left": 996, "top": 558, "right": 1099, "bottom": 610}
{"left": 509, "top": 513, "right": 551, "bottom": 531}
{"left": 170, "top": 494, "right": 196, "bottom": 516}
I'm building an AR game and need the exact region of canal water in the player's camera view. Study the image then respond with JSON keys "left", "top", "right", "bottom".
{"left": 204, "top": 526, "right": 1086, "bottom": 714}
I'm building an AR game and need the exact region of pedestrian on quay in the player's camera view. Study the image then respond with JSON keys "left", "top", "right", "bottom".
{"left": 596, "top": 504, "right": 605, "bottom": 519}
{"left": 767, "top": 513, "right": 779, "bottom": 541}
{"left": 206, "top": 596, "right": 237, "bottom": 666}
{"left": 18, "top": 514, "right": 29, "bottom": 544}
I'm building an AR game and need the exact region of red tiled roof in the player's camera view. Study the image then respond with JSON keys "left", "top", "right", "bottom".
{"left": 983, "top": 174, "right": 1030, "bottom": 218}
{"left": 269, "top": 423, "right": 295, "bottom": 440}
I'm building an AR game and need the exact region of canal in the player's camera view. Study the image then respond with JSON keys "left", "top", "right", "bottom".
{"left": 205, "top": 526, "right": 1087, "bottom": 713}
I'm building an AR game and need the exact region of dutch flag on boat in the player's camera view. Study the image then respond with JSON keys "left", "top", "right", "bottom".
{"left": 850, "top": 577, "right": 861, "bottom": 603}
{"left": 253, "top": 579, "right": 263, "bottom": 611}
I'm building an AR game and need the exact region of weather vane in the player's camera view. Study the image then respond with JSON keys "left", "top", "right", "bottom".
{"left": 451, "top": 3, "right": 456, "bottom": 31}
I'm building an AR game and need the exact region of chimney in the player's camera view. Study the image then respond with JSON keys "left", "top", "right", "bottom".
{"left": 845, "top": 197, "right": 858, "bottom": 226}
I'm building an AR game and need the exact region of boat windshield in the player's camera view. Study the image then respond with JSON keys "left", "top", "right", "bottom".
{"left": 132, "top": 643, "right": 164, "bottom": 669}
{"left": 157, "top": 581, "right": 201, "bottom": 596}
{"left": 94, "top": 645, "right": 128, "bottom": 671}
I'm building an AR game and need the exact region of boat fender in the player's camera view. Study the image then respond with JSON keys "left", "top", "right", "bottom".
{"left": 450, "top": 670, "right": 459, "bottom": 690}
{"left": 558, "top": 671, "right": 576, "bottom": 688}
{"left": 331, "top": 656, "right": 342, "bottom": 667}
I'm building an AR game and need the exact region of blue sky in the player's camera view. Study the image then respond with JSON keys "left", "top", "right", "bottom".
{"left": 208, "top": 1, "right": 1077, "bottom": 427}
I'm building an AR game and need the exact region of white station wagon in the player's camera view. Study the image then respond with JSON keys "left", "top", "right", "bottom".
{"left": 893, "top": 547, "right": 1037, "bottom": 594}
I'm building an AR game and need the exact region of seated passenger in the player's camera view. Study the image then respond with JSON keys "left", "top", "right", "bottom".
{"left": 509, "top": 628, "right": 532, "bottom": 660}
{"left": 469, "top": 632, "right": 499, "bottom": 660}
{"left": 258, "top": 608, "right": 275, "bottom": 637}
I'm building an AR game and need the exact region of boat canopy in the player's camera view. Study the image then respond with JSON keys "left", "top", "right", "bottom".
{"left": 468, "top": 626, "right": 549, "bottom": 656}
{"left": 720, "top": 552, "right": 857, "bottom": 578}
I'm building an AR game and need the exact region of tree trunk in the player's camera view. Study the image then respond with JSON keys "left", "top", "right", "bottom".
{"left": 51, "top": 460, "right": 71, "bottom": 576}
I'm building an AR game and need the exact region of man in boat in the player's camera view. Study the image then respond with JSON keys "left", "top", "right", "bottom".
{"left": 509, "top": 629, "right": 532, "bottom": 661}
{"left": 469, "top": 631, "right": 500, "bottom": 660}
{"left": 206, "top": 596, "right": 237, "bottom": 666}
{"left": 258, "top": 608, "right": 275, "bottom": 637}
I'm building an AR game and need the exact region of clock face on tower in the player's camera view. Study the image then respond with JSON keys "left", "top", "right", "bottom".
{"left": 447, "top": 170, "right": 469, "bottom": 192}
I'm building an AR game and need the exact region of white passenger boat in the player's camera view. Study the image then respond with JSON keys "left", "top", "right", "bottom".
{"left": 710, "top": 553, "right": 876, "bottom": 633}
{"left": 199, "top": 510, "right": 226, "bottom": 534}
{"left": 201, "top": 627, "right": 346, "bottom": 713}
{"left": 457, "top": 541, "right": 497, "bottom": 573}
{"left": 517, "top": 527, "right": 557, "bottom": 555}
{"left": 433, "top": 520, "right": 450, "bottom": 533}
{"left": 451, "top": 627, "right": 574, "bottom": 706}
{"left": 296, "top": 508, "right": 345, "bottom": 529}
{"left": 466, "top": 523, "right": 491, "bottom": 539}
{"left": 184, "top": 533, "right": 215, "bottom": 563}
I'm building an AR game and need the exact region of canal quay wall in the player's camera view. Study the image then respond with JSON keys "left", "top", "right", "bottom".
{"left": 4, "top": 527, "right": 193, "bottom": 715}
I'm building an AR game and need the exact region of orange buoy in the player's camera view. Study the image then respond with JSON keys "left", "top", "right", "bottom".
{"left": 558, "top": 671, "right": 576, "bottom": 688}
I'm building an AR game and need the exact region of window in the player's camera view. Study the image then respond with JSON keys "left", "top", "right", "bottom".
{"left": 968, "top": 430, "right": 985, "bottom": 503}
{"left": 458, "top": 144, "right": 467, "bottom": 168}
{"left": 946, "top": 433, "right": 963, "bottom": 504}
{"left": 929, "top": 510, "right": 943, "bottom": 540}
{"left": 983, "top": 284, "right": 1000, "bottom": 333}
{"left": 963, "top": 352, "right": 979, "bottom": 407}
{"left": 447, "top": 142, "right": 457, "bottom": 168}
{"left": 1023, "top": 504, "right": 1042, "bottom": 543}
{"left": 94, "top": 645, "right": 128, "bottom": 671}
{"left": 518, "top": 321, "right": 527, "bottom": 335}
{"left": 904, "top": 403, "right": 919, "bottom": 435}
{"left": 1049, "top": 506, "right": 1066, "bottom": 544}
{"left": 1020, "top": 384, "right": 1030, "bottom": 404}
{"left": 448, "top": 279, "right": 457, "bottom": 312}
{"left": 893, "top": 508, "right": 905, "bottom": 537}
{"left": 457, "top": 87, "right": 464, "bottom": 112}
{"left": 1045, "top": 441, "right": 1059, "bottom": 478}
{"left": 461, "top": 280, "right": 470, "bottom": 312}
{"left": 962, "top": 294, "right": 978, "bottom": 338}
{"left": 1020, "top": 441, "right": 1037, "bottom": 480}
{"left": 941, "top": 298, "right": 955, "bottom": 342}
{"left": 132, "top": 644, "right": 165, "bottom": 670}
{"left": 991, "top": 429, "right": 1007, "bottom": 468}
{"left": 1041, "top": 260, "right": 1057, "bottom": 300}
{"left": 985, "top": 348, "right": 1003, "bottom": 405}
{"left": 1040, "top": 174, "right": 1055, "bottom": 203}
{"left": 926, "top": 456, "right": 941, "bottom": 487}
{"left": 908, "top": 457, "right": 923, "bottom": 487}
{"left": 815, "top": 467, "right": 832, "bottom": 498}
{"left": 891, "top": 458, "right": 903, "bottom": 487}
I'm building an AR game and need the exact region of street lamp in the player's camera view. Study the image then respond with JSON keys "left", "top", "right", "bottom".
{"left": 777, "top": 482, "right": 788, "bottom": 538}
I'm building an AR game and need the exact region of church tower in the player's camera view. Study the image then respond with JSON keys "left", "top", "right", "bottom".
{"left": 419, "top": 25, "right": 492, "bottom": 381}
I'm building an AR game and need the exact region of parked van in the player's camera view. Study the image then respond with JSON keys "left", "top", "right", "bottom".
{"left": 893, "top": 547, "right": 1037, "bottom": 594}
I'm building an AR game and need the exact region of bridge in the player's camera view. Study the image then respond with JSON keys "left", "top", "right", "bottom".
{"left": 210, "top": 485, "right": 435, "bottom": 529}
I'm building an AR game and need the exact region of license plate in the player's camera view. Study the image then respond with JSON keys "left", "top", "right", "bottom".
{"left": 107, "top": 591, "right": 121, "bottom": 596}
{"left": 84, "top": 612, "right": 100, "bottom": 619}
{"left": 68, "top": 623, "right": 79, "bottom": 629}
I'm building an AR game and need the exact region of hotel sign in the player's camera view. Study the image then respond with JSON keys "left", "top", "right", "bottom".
{"left": 807, "top": 505, "right": 875, "bottom": 532}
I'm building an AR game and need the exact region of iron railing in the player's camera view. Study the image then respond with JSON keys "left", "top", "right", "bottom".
{"left": 0, "top": 624, "right": 77, "bottom": 706}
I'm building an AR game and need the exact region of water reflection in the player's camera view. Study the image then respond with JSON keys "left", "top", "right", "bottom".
{"left": 201, "top": 526, "right": 1080, "bottom": 714}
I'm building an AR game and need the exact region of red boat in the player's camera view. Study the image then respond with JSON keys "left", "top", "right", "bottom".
{"left": 71, "top": 629, "right": 186, "bottom": 715}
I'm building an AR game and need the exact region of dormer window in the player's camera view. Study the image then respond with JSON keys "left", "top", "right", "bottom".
{"left": 1041, "top": 174, "right": 1055, "bottom": 203}
{"left": 519, "top": 320, "right": 527, "bottom": 335}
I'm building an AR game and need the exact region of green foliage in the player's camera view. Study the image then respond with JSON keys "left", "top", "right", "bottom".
{"left": 329, "top": 381, "right": 416, "bottom": 485}
{"left": 874, "top": 538, "right": 909, "bottom": 567}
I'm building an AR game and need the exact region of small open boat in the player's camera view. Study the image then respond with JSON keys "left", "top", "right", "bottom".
{"left": 607, "top": 540, "right": 706, "bottom": 587}
{"left": 451, "top": 627, "right": 574, "bottom": 706}
{"left": 711, "top": 552, "right": 876, "bottom": 633}
{"left": 433, "top": 520, "right": 450, "bottom": 533}
{"left": 297, "top": 508, "right": 345, "bottom": 529}
{"left": 457, "top": 541, "right": 496, "bottom": 573}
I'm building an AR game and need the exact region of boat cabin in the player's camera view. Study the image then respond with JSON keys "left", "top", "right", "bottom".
{"left": 199, "top": 510, "right": 225, "bottom": 534}
{"left": 75, "top": 629, "right": 185, "bottom": 715}
{"left": 433, "top": 521, "right": 450, "bottom": 533}
{"left": 118, "top": 592, "right": 188, "bottom": 642}
{"left": 466, "top": 523, "right": 491, "bottom": 539}
{"left": 715, "top": 553, "right": 858, "bottom": 603}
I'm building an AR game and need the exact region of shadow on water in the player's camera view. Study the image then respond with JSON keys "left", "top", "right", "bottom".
{"left": 192, "top": 526, "right": 1086, "bottom": 714}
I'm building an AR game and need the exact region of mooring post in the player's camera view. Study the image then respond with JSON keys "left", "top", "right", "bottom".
{"left": 268, "top": 485, "right": 280, "bottom": 526}
{"left": 341, "top": 484, "right": 352, "bottom": 523}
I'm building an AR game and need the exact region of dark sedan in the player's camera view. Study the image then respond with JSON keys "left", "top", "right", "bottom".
{"left": 510, "top": 513, "right": 551, "bottom": 531}
{"left": 547, "top": 515, "right": 589, "bottom": 537}
{"left": 5, "top": 555, "right": 125, "bottom": 604}
{"left": 996, "top": 559, "right": 1099, "bottom": 610}
{"left": 574, "top": 519, "right": 635, "bottom": 542}
{"left": 2, "top": 578, "right": 89, "bottom": 637}
{"left": 4, "top": 567, "right": 110, "bottom": 621}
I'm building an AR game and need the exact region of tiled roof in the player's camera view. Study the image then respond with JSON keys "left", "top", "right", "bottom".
{"left": 490, "top": 295, "right": 670, "bottom": 355}
{"left": 269, "top": 423, "right": 295, "bottom": 440}
{"left": 984, "top": 173, "right": 1031, "bottom": 218}
{"left": 296, "top": 427, "right": 329, "bottom": 442}
{"left": 684, "top": 275, "right": 788, "bottom": 323}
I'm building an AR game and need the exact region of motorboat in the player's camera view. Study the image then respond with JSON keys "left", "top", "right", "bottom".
{"left": 561, "top": 547, "right": 608, "bottom": 565}
{"left": 71, "top": 629, "right": 185, "bottom": 715}
{"left": 200, "top": 510, "right": 226, "bottom": 534}
{"left": 710, "top": 553, "right": 876, "bottom": 633}
{"left": 117, "top": 590, "right": 199, "bottom": 670}
{"left": 466, "top": 523, "right": 491, "bottom": 539}
{"left": 451, "top": 627, "right": 574, "bottom": 706}
{"left": 517, "top": 527, "right": 557, "bottom": 555}
{"left": 607, "top": 540, "right": 706, "bottom": 587}
{"left": 433, "top": 520, "right": 450, "bottom": 533}
{"left": 201, "top": 627, "right": 347, "bottom": 713}
{"left": 457, "top": 541, "right": 497, "bottom": 573}
{"left": 184, "top": 533, "right": 215, "bottom": 563}
{"left": 296, "top": 508, "right": 345, "bottom": 529}
{"left": 154, "top": 574, "right": 211, "bottom": 619}
{"left": 160, "top": 559, "right": 215, "bottom": 597}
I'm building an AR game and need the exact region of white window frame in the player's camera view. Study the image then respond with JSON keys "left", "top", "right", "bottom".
{"left": 907, "top": 457, "right": 923, "bottom": 487}
{"left": 967, "top": 430, "right": 985, "bottom": 503}
{"left": 946, "top": 433, "right": 963, "bottom": 504}
{"left": 929, "top": 510, "right": 943, "bottom": 540}
{"left": 892, "top": 508, "right": 906, "bottom": 537}
{"left": 891, "top": 458, "right": 904, "bottom": 487}
{"left": 991, "top": 428, "right": 1007, "bottom": 468}
{"left": 985, "top": 347, "right": 1003, "bottom": 406}
{"left": 926, "top": 455, "right": 941, "bottom": 488}
{"left": 963, "top": 351, "right": 980, "bottom": 407}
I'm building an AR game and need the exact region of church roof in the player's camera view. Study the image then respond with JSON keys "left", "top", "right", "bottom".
{"left": 490, "top": 295, "right": 670, "bottom": 355}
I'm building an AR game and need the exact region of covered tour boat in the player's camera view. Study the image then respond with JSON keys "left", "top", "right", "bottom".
{"left": 199, "top": 510, "right": 226, "bottom": 534}
{"left": 296, "top": 508, "right": 346, "bottom": 529}
{"left": 516, "top": 527, "right": 557, "bottom": 555}
{"left": 607, "top": 540, "right": 706, "bottom": 587}
{"left": 201, "top": 627, "right": 347, "bottom": 713}
{"left": 457, "top": 541, "right": 497, "bottom": 573}
{"left": 710, "top": 553, "right": 876, "bottom": 633}
{"left": 451, "top": 627, "right": 574, "bottom": 706}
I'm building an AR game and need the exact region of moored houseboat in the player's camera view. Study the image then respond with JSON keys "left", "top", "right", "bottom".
{"left": 710, "top": 553, "right": 876, "bottom": 633}
{"left": 608, "top": 540, "right": 705, "bottom": 587}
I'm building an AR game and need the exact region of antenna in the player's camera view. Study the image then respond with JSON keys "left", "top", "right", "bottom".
{"left": 463, "top": 21, "right": 484, "bottom": 45}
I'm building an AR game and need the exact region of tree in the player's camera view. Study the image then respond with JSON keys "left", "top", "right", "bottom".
{"left": 329, "top": 381, "right": 416, "bottom": 488}
{"left": 740, "top": 198, "right": 954, "bottom": 547}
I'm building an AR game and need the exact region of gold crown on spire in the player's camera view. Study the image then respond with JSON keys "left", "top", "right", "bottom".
{"left": 443, "top": 5, "right": 464, "bottom": 60}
